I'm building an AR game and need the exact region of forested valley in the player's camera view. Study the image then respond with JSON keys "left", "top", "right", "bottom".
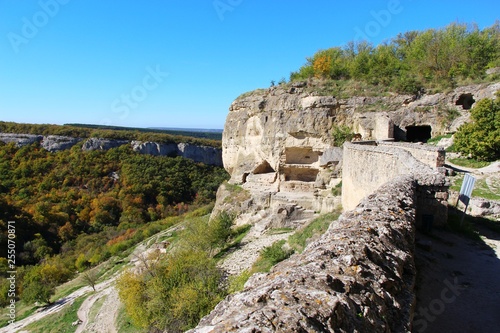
{"left": 0, "top": 139, "right": 228, "bottom": 307}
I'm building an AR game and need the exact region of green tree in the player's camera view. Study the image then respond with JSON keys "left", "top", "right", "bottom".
{"left": 454, "top": 92, "right": 500, "bottom": 161}
{"left": 21, "top": 265, "right": 55, "bottom": 304}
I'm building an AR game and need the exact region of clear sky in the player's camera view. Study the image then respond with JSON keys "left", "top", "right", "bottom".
{"left": 0, "top": 0, "right": 498, "bottom": 129}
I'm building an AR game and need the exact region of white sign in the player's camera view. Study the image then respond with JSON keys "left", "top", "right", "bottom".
{"left": 458, "top": 173, "right": 476, "bottom": 205}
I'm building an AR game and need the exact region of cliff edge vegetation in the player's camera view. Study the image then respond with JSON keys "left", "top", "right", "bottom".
{"left": 288, "top": 22, "right": 500, "bottom": 96}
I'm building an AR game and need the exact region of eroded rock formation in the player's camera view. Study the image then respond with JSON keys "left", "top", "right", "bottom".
{"left": 217, "top": 81, "right": 495, "bottom": 231}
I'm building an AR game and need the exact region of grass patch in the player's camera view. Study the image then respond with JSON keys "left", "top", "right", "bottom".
{"left": 251, "top": 240, "right": 293, "bottom": 273}
{"left": 52, "top": 282, "right": 87, "bottom": 303}
{"left": 223, "top": 181, "right": 251, "bottom": 204}
{"left": 451, "top": 176, "right": 500, "bottom": 201}
{"left": 331, "top": 181, "right": 342, "bottom": 196}
{"left": 268, "top": 227, "right": 294, "bottom": 235}
{"left": 427, "top": 133, "right": 453, "bottom": 145}
{"left": 228, "top": 240, "right": 294, "bottom": 293}
{"left": 24, "top": 296, "right": 86, "bottom": 333}
{"left": 214, "top": 224, "right": 251, "bottom": 260}
{"left": 289, "top": 211, "right": 341, "bottom": 253}
{"left": 237, "top": 89, "right": 266, "bottom": 100}
{"left": 228, "top": 270, "right": 252, "bottom": 294}
{"left": 88, "top": 293, "right": 106, "bottom": 323}
{"left": 448, "top": 157, "right": 490, "bottom": 169}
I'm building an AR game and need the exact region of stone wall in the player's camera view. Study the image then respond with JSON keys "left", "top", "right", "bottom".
{"left": 341, "top": 142, "right": 449, "bottom": 227}
{"left": 189, "top": 176, "right": 421, "bottom": 333}
{"left": 378, "top": 141, "right": 445, "bottom": 168}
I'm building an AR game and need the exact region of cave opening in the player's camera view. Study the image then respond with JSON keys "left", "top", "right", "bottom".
{"left": 253, "top": 160, "right": 275, "bottom": 174}
{"left": 405, "top": 125, "right": 432, "bottom": 143}
{"left": 455, "top": 93, "right": 475, "bottom": 110}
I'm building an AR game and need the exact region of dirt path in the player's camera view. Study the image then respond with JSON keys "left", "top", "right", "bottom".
{"left": 75, "top": 285, "right": 120, "bottom": 333}
{"left": 77, "top": 286, "right": 119, "bottom": 333}
{"left": 414, "top": 225, "right": 500, "bottom": 332}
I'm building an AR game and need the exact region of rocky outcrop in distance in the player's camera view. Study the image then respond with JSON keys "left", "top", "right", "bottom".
{"left": 0, "top": 133, "right": 83, "bottom": 152}
{"left": 130, "top": 140, "right": 223, "bottom": 166}
{"left": 0, "top": 134, "right": 223, "bottom": 166}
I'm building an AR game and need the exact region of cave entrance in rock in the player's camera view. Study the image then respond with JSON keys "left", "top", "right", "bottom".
{"left": 405, "top": 125, "right": 432, "bottom": 143}
{"left": 455, "top": 93, "right": 475, "bottom": 110}
{"left": 253, "top": 160, "right": 275, "bottom": 174}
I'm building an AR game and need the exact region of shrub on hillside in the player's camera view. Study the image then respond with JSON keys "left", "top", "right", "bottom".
{"left": 454, "top": 92, "right": 500, "bottom": 161}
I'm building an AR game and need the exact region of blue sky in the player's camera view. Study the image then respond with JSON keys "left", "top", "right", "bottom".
{"left": 0, "top": 0, "right": 498, "bottom": 129}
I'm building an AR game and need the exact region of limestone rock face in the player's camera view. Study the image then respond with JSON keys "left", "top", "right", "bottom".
{"left": 0, "top": 133, "right": 82, "bottom": 152}
{"left": 131, "top": 141, "right": 223, "bottom": 166}
{"left": 41, "top": 135, "right": 82, "bottom": 152}
{"left": 223, "top": 88, "right": 340, "bottom": 184}
{"left": 81, "top": 138, "right": 129, "bottom": 151}
{"left": 177, "top": 142, "right": 223, "bottom": 166}
{"left": 0, "top": 133, "right": 43, "bottom": 147}
{"left": 218, "top": 87, "right": 344, "bottom": 230}
{"left": 131, "top": 141, "right": 179, "bottom": 156}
